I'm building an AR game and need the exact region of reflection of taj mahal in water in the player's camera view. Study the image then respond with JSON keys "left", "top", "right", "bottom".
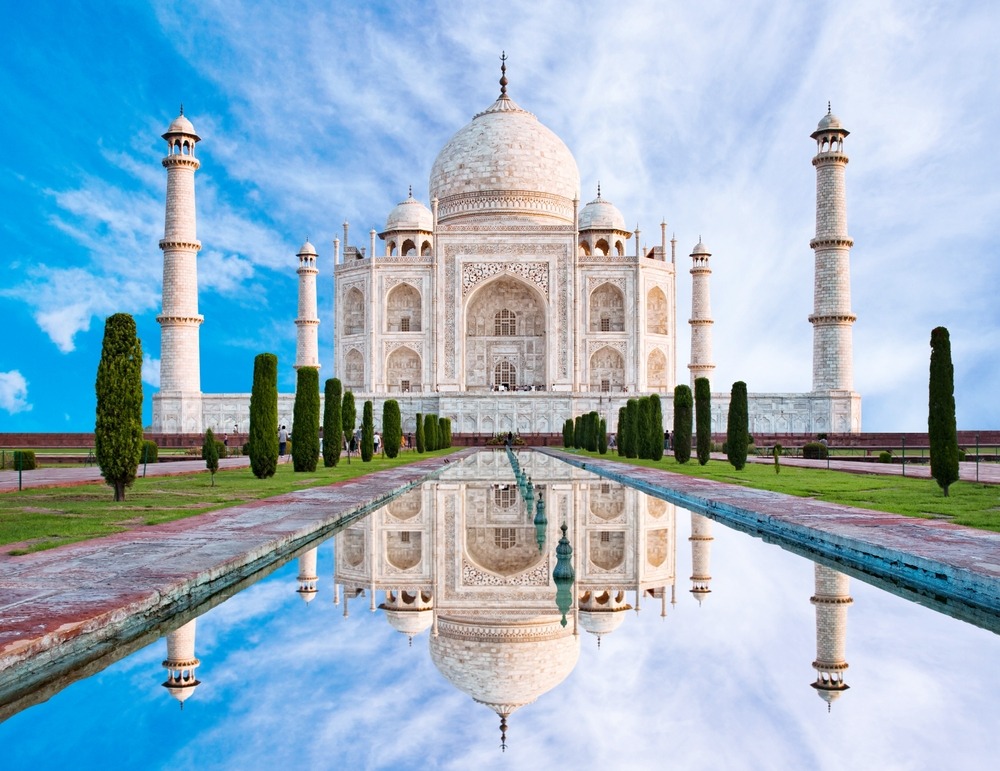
{"left": 160, "top": 452, "right": 854, "bottom": 732}
{"left": 152, "top": 59, "right": 861, "bottom": 436}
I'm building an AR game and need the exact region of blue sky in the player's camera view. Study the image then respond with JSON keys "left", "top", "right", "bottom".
{"left": 1, "top": 0, "right": 998, "bottom": 432}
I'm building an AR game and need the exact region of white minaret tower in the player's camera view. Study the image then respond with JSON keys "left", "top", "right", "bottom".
{"left": 154, "top": 107, "right": 204, "bottom": 432}
{"left": 809, "top": 106, "right": 856, "bottom": 392}
{"left": 689, "top": 513, "right": 714, "bottom": 604}
{"left": 810, "top": 563, "right": 852, "bottom": 709}
{"left": 162, "top": 618, "right": 201, "bottom": 707}
{"left": 294, "top": 240, "right": 320, "bottom": 370}
{"left": 688, "top": 239, "right": 715, "bottom": 388}
{"left": 296, "top": 547, "right": 319, "bottom": 603}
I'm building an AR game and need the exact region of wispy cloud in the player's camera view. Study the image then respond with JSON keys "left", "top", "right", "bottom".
{"left": 141, "top": 353, "right": 160, "bottom": 388}
{"left": 0, "top": 370, "right": 31, "bottom": 414}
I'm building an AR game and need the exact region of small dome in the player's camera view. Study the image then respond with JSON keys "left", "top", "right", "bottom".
{"left": 164, "top": 111, "right": 199, "bottom": 140}
{"left": 297, "top": 587, "right": 318, "bottom": 603}
{"left": 817, "top": 111, "right": 842, "bottom": 131}
{"left": 384, "top": 608, "right": 434, "bottom": 637}
{"left": 691, "top": 239, "right": 710, "bottom": 256}
{"left": 297, "top": 239, "right": 317, "bottom": 256}
{"left": 578, "top": 192, "right": 627, "bottom": 232}
{"left": 578, "top": 609, "right": 628, "bottom": 636}
{"left": 384, "top": 193, "right": 433, "bottom": 233}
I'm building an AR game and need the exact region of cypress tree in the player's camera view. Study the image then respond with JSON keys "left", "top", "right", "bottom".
{"left": 726, "top": 381, "right": 749, "bottom": 470}
{"left": 424, "top": 413, "right": 438, "bottom": 451}
{"left": 292, "top": 367, "right": 320, "bottom": 472}
{"left": 574, "top": 415, "right": 583, "bottom": 449}
{"left": 637, "top": 396, "right": 654, "bottom": 459}
{"left": 649, "top": 394, "right": 664, "bottom": 461}
{"left": 248, "top": 353, "right": 279, "bottom": 479}
{"left": 598, "top": 418, "right": 608, "bottom": 454}
{"left": 438, "top": 416, "right": 449, "bottom": 449}
{"left": 929, "top": 326, "right": 960, "bottom": 496}
{"left": 361, "top": 400, "right": 374, "bottom": 461}
{"left": 341, "top": 390, "right": 356, "bottom": 463}
{"left": 695, "top": 377, "right": 712, "bottom": 466}
{"left": 673, "top": 385, "right": 693, "bottom": 464}
{"left": 624, "top": 398, "right": 639, "bottom": 458}
{"left": 203, "top": 427, "right": 219, "bottom": 485}
{"left": 323, "top": 378, "right": 342, "bottom": 467}
{"left": 415, "top": 412, "right": 424, "bottom": 453}
{"left": 383, "top": 399, "right": 402, "bottom": 459}
{"left": 616, "top": 407, "right": 626, "bottom": 456}
{"left": 94, "top": 313, "right": 144, "bottom": 501}
{"left": 587, "top": 411, "right": 600, "bottom": 452}
{"left": 563, "top": 418, "right": 574, "bottom": 448}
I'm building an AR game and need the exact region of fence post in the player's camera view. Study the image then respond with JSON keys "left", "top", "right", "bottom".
{"left": 901, "top": 435, "right": 906, "bottom": 476}
{"left": 976, "top": 432, "right": 980, "bottom": 483}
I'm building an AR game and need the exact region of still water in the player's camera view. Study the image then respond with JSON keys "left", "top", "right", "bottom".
{"left": 2, "top": 451, "right": 998, "bottom": 770}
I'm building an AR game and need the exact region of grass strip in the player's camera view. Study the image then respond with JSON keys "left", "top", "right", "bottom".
{"left": 0, "top": 449, "right": 460, "bottom": 554}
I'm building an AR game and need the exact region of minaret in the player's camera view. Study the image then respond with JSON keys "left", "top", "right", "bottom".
{"left": 161, "top": 619, "right": 201, "bottom": 707}
{"left": 809, "top": 106, "right": 856, "bottom": 392}
{"left": 154, "top": 107, "right": 204, "bottom": 432}
{"left": 689, "top": 513, "right": 714, "bottom": 604}
{"left": 294, "top": 240, "right": 320, "bottom": 370}
{"left": 688, "top": 239, "right": 715, "bottom": 388}
{"left": 810, "top": 563, "right": 852, "bottom": 708}
{"left": 296, "top": 547, "right": 319, "bottom": 602}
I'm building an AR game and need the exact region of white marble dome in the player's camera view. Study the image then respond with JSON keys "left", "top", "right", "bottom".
{"left": 384, "top": 192, "right": 434, "bottom": 232}
{"left": 297, "top": 239, "right": 317, "bottom": 256}
{"left": 578, "top": 192, "right": 627, "bottom": 233}
{"left": 165, "top": 112, "right": 198, "bottom": 138}
{"left": 429, "top": 615, "right": 580, "bottom": 717}
{"left": 429, "top": 92, "right": 580, "bottom": 225}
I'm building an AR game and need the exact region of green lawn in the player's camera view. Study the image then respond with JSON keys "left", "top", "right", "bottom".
{"left": 0, "top": 449, "right": 460, "bottom": 554}
{"left": 564, "top": 449, "right": 1000, "bottom": 532}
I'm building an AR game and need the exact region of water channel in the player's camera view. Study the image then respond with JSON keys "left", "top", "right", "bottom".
{"left": 2, "top": 451, "right": 998, "bottom": 769}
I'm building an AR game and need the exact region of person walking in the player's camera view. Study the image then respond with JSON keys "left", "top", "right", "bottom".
{"left": 278, "top": 425, "right": 288, "bottom": 458}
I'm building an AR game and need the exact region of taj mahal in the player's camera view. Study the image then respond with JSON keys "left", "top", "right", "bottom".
{"left": 151, "top": 60, "right": 861, "bottom": 436}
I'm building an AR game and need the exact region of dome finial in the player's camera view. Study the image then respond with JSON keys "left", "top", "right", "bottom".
{"left": 827, "top": 101, "right": 832, "bottom": 115}
{"left": 597, "top": 181, "right": 601, "bottom": 199}
{"left": 408, "top": 184, "right": 413, "bottom": 198}
{"left": 499, "top": 715, "right": 509, "bottom": 752}
{"left": 499, "top": 50, "right": 508, "bottom": 97}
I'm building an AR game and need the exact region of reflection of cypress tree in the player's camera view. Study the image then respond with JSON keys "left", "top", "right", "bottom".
{"left": 563, "top": 418, "right": 574, "bottom": 448}
{"left": 553, "top": 522, "right": 575, "bottom": 627}
{"left": 929, "top": 327, "right": 959, "bottom": 496}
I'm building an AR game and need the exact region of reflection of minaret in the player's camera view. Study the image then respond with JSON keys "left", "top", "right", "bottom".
{"left": 296, "top": 548, "right": 318, "bottom": 603}
{"left": 379, "top": 589, "right": 434, "bottom": 646}
{"left": 689, "top": 514, "right": 714, "bottom": 604}
{"left": 162, "top": 619, "right": 201, "bottom": 707}
{"left": 688, "top": 239, "right": 715, "bottom": 388}
{"left": 578, "top": 589, "right": 631, "bottom": 647}
{"left": 810, "top": 563, "right": 852, "bottom": 709}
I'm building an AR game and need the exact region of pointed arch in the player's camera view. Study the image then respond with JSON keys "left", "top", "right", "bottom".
{"left": 590, "top": 282, "right": 625, "bottom": 332}
{"left": 647, "top": 348, "right": 668, "bottom": 390}
{"left": 386, "top": 345, "right": 421, "bottom": 392}
{"left": 590, "top": 345, "right": 625, "bottom": 392}
{"left": 386, "top": 282, "right": 422, "bottom": 332}
{"left": 344, "top": 349, "right": 364, "bottom": 389}
{"left": 345, "top": 287, "right": 365, "bottom": 335}
{"left": 647, "top": 287, "right": 668, "bottom": 334}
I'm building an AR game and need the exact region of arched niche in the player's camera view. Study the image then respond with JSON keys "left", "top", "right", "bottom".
{"left": 647, "top": 287, "right": 668, "bottom": 334}
{"left": 345, "top": 287, "right": 365, "bottom": 335}
{"left": 589, "top": 482, "right": 625, "bottom": 520}
{"left": 465, "top": 526, "right": 545, "bottom": 577}
{"left": 647, "top": 348, "right": 668, "bottom": 390}
{"left": 344, "top": 349, "right": 364, "bottom": 389}
{"left": 386, "top": 346, "right": 421, "bottom": 393}
{"left": 386, "top": 531, "right": 422, "bottom": 571}
{"left": 464, "top": 276, "right": 547, "bottom": 391}
{"left": 387, "top": 490, "right": 422, "bottom": 520}
{"left": 590, "top": 283, "right": 625, "bottom": 332}
{"left": 386, "top": 283, "right": 422, "bottom": 332}
{"left": 589, "top": 531, "right": 625, "bottom": 570}
{"left": 590, "top": 345, "right": 625, "bottom": 392}
{"left": 646, "top": 529, "right": 669, "bottom": 568}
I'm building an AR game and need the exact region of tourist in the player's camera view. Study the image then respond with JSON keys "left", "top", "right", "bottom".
{"left": 278, "top": 425, "right": 288, "bottom": 457}
{"left": 374, "top": 432, "right": 381, "bottom": 454}
{"left": 609, "top": 434, "right": 617, "bottom": 450}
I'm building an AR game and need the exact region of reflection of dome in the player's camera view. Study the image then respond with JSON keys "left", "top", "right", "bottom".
{"left": 384, "top": 192, "right": 433, "bottom": 232}
{"left": 578, "top": 589, "right": 632, "bottom": 640}
{"left": 430, "top": 616, "right": 580, "bottom": 720}
{"left": 578, "top": 192, "right": 627, "bottom": 233}
{"left": 383, "top": 608, "right": 434, "bottom": 637}
{"left": 429, "top": 88, "right": 580, "bottom": 226}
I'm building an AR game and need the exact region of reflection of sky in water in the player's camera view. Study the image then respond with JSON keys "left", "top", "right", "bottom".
{"left": 3, "top": 452, "right": 999, "bottom": 770}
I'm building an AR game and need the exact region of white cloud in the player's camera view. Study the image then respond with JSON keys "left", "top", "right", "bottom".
{"left": 0, "top": 370, "right": 31, "bottom": 414}
{"left": 141, "top": 354, "right": 160, "bottom": 388}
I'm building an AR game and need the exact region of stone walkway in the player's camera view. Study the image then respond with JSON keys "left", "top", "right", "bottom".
{"left": 744, "top": 453, "right": 1000, "bottom": 484}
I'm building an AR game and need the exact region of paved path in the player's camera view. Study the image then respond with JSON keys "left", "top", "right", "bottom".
{"left": 0, "top": 455, "right": 254, "bottom": 493}
{"left": 744, "top": 453, "right": 1000, "bottom": 484}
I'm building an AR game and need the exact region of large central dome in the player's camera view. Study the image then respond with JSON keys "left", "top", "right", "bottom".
{"left": 429, "top": 89, "right": 580, "bottom": 226}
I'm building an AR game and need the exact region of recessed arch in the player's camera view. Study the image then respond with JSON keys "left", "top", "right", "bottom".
{"left": 344, "top": 349, "right": 364, "bottom": 390}
{"left": 386, "top": 346, "right": 421, "bottom": 393}
{"left": 345, "top": 287, "right": 365, "bottom": 335}
{"left": 386, "top": 282, "right": 421, "bottom": 332}
{"left": 647, "top": 287, "right": 668, "bottom": 334}
{"left": 647, "top": 348, "right": 668, "bottom": 390}
{"left": 590, "top": 283, "right": 625, "bottom": 332}
{"left": 590, "top": 345, "right": 625, "bottom": 392}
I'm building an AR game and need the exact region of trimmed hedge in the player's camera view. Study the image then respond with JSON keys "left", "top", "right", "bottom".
{"left": 802, "top": 441, "right": 829, "bottom": 460}
{"left": 141, "top": 440, "right": 159, "bottom": 464}
{"left": 7, "top": 450, "right": 37, "bottom": 470}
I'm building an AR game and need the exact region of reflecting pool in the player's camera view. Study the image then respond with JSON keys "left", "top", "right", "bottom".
{"left": 2, "top": 451, "right": 998, "bottom": 770}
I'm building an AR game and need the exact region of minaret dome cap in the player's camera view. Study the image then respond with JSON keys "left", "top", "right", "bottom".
{"left": 298, "top": 239, "right": 317, "bottom": 256}
{"left": 163, "top": 112, "right": 200, "bottom": 141}
{"left": 691, "top": 239, "right": 710, "bottom": 256}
